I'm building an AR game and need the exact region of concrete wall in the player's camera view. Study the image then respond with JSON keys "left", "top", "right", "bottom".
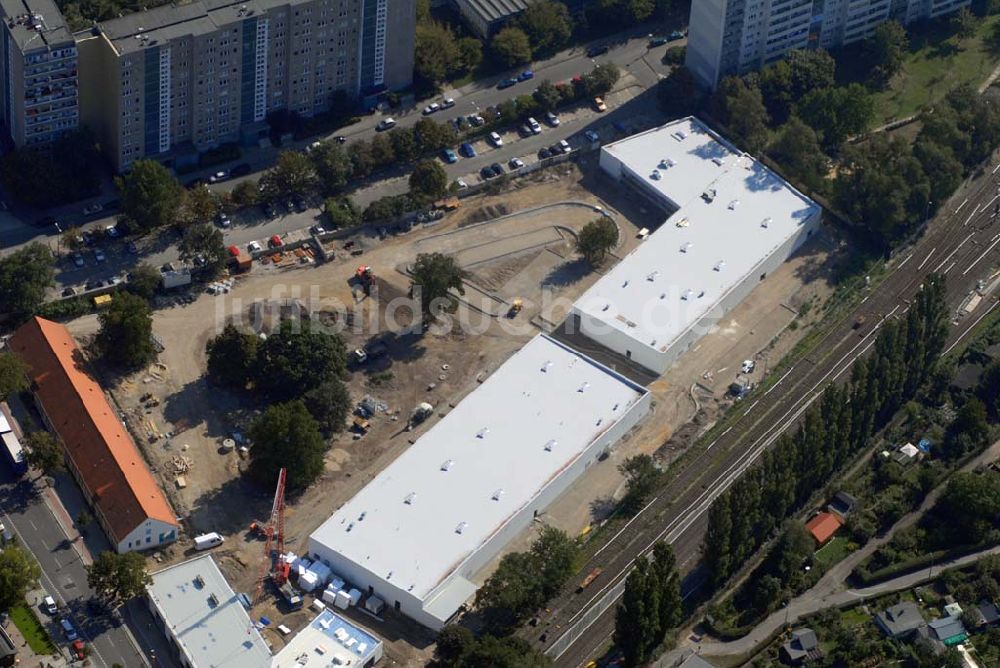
{"left": 117, "top": 517, "right": 179, "bottom": 554}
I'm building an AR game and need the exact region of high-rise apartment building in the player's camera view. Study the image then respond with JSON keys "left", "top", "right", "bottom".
{"left": 77, "top": 0, "right": 414, "bottom": 171}
{"left": 0, "top": 0, "right": 79, "bottom": 147}
{"left": 686, "top": 0, "right": 972, "bottom": 88}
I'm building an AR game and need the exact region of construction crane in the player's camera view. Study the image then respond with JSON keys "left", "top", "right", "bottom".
{"left": 250, "top": 467, "right": 288, "bottom": 615}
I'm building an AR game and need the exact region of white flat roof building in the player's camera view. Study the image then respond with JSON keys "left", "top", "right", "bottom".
{"left": 576, "top": 117, "right": 822, "bottom": 374}
{"left": 308, "top": 334, "right": 650, "bottom": 629}
{"left": 147, "top": 555, "right": 271, "bottom": 668}
{"left": 271, "top": 609, "right": 383, "bottom": 668}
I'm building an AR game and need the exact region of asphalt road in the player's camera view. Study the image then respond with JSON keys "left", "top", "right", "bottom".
{"left": 530, "top": 159, "right": 1000, "bottom": 667}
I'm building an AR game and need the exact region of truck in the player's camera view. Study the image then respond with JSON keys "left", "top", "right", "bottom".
{"left": 193, "top": 532, "right": 224, "bottom": 551}
{"left": 162, "top": 268, "right": 193, "bottom": 289}
{"left": 277, "top": 581, "right": 303, "bottom": 609}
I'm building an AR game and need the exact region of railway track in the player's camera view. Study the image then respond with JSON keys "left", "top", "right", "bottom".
{"left": 523, "top": 163, "right": 1000, "bottom": 667}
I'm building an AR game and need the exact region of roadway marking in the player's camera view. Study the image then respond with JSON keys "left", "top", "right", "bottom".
{"left": 28, "top": 519, "right": 37, "bottom": 531}
{"left": 917, "top": 248, "right": 936, "bottom": 271}
{"left": 962, "top": 235, "right": 1000, "bottom": 276}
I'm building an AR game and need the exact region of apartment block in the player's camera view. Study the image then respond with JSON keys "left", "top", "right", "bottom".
{"left": 0, "top": 0, "right": 79, "bottom": 147}
{"left": 686, "top": 0, "right": 972, "bottom": 88}
{"left": 77, "top": 0, "right": 414, "bottom": 172}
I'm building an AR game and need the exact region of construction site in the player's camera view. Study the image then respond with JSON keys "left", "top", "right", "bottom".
{"left": 58, "top": 152, "right": 843, "bottom": 663}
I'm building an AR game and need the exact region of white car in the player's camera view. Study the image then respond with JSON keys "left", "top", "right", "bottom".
{"left": 376, "top": 118, "right": 396, "bottom": 131}
{"left": 307, "top": 141, "right": 322, "bottom": 152}
{"left": 209, "top": 171, "right": 228, "bottom": 183}
{"left": 545, "top": 111, "right": 560, "bottom": 127}
{"left": 104, "top": 225, "right": 120, "bottom": 238}
{"left": 527, "top": 117, "right": 542, "bottom": 134}
{"left": 557, "top": 139, "right": 571, "bottom": 154}
{"left": 441, "top": 97, "right": 456, "bottom": 109}
{"left": 509, "top": 157, "right": 525, "bottom": 170}
{"left": 455, "top": 179, "right": 468, "bottom": 190}
{"left": 422, "top": 102, "right": 441, "bottom": 115}
{"left": 248, "top": 241, "right": 263, "bottom": 253}
{"left": 741, "top": 359, "right": 756, "bottom": 374}
{"left": 43, "top": 595, "right": 57, "bottom": 615}
{"left": 488, "top": 131, "right": 503, "bottom": 147}
{"left": 94, "top": 249, "right": 106, "bottom": 263}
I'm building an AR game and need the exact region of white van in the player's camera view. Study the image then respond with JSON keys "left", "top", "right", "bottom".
{"left": 193, "top": 533, "right": 224, "bottom": 551}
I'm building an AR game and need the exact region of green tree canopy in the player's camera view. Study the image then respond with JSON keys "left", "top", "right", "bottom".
{"left": 230, "top": 180, "right": 260, "bottom": 207}
{"left": 868, "top": 20, "right": 909, "bottom": 86}
{"left": 256, "top": 320, "right": 347, "bottom": 401}
{"left": 757, "top": 49, "right": 836, "bottom": 124}
{"left": 95, "top": 292, "right": 156, "bottom": 370}
{"left": 518, "top": 0, "right": 572, "bottom": 56}
{"left": 125, "top": 263, "right": 163, "bottom": 301}
{"left": 938, "top": 471, "right": 1000, "bottom": 543}
{"left": 492, "top": 27, "right": 533, "bottom": 68}
{"left": 259, "top": 150, "right": 317, "bottom": 198}
{"left": 178, "top": 223, "right": 228, "bottom": 276}
{"left": 0, "top": 242, "right": 55, "bottom": 322}
{"left": 23, "top": 431, "right": 63, "bottom": 475}
{"left": 0, "top": 544, "right": 41, "bottom": 610}
{"left": 415, "top": 21, "right": 461, "bottom": 82}
{"left": 576, "top": 217, "right": 619, "bottom": 266}
{"left": 619, "top": 454, "right": 660, "bottom": 514}
{"left": 0, "top": 351, "right": 28, "bottom": 401}
{"left": 796, "top": 83, "right": 874, "bottom": 149}
{"left": 248, "top": 400, "right": 327, "bottom": 490}
{"left": 181, "top": 183, "right": 220, "bottom": 225}
{"left": 410, "top": 252, "right": 468, "bottom": 318}
{"left": 205, "top": 323, "right": 260, "bottom": 390}
{"left": 768, "top": 117, "right": 829, "bottom": 193}
{"left": 302, "top": 380, "right": 351, "bottom": 436}
{"left": 323, "top": 197, "right": 359, "bottom": 229}
{"left": 409, "top": 160, "right": 449, "bottom": 202}
{"left": 116, "top": 160, "right": 184, "bottom": 232}
{"left": 86, "top": 551, "right": 151, "bottom": 605}
{"left": 310, "top": 142, "right": 354, "bottom": 195}
{"left": 710, "top": 76, "right": 770, "bottom": 152}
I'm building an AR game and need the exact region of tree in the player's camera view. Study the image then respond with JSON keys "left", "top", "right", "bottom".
{"left": 456, "top": 634, "right": 551, "bottom": 667}
{"left": 178, "top": 223, "right": 227, "bottom": 276}
{"left": 248, "top": 400, "right": 327, "bottom": 489}
{"left": 125, "top": 263, "right": 162, "bottom": 301}
{"left": 619, "top": 454, "right": 660, "bottom": 514}
{"left": 938, "top": 471, "right": 1000, "bottom": 543}
{"left": 757, "top": 49, "right": 836, "bottom": 124}
{"left": 710, "top": 76, "right": 770, "bottom": 152}
{"left": 95, "top": 293, "right": 156, "bottom": 370}
{"left": 0, "top": 242, "right": 55, "bottom": 321}
{"left": 410, "top": 252, "right": 468, "bottom": 318}
{"left": 584, "top": 63, "right": 621, "bottom": 96}
{"left": 943, "top": 397, "right": 991, "bottom": 460}
{"left": 311, "top": 142, "right": 354, "bottom": 195}
{"left": 0, "top": 352, "right": 28, "bottom": 401}
{"left": 76, "top": 510, "right": 93, "bottom": 532}
{"left": 627, "top": 0, "right": 655, "bottom": 21}
{"left": 615, "top": 559, "right": 660, "bottom": 667}
{"left": 388, "top": 128, "right": 417, "bottom": 163}
{"left": 530, "top": 526, "right": 577, "bottom": 599}
{"left": 61, "top": 226, "right": 83, "bottom": 252}
{"left": 255, "top": 319, "right": 348, "bottom": 401}
{"left": 302, "top": 380, "right": 351, "bottom": 435}
{"left": 476, "top": 551, "right": 543, "bottom": 630}
{"left": 868, "top": 21, "right": 909, "bottom": 86}
{"left": 414, "top": 118, "right": 456, "bottom": 153}
{"left": 657, "top": 67, "right": 705, "bottom": 119}
{"left": 534, "top": 80, "right": 562, "bottom": 111}
{"left": 180, "top": 184, "right": 219, "bottom": 225}
{"left": 349, "top": 141, "right": 376, "bottom": 177}
{"left": 796, "top": 84, "right": 874, "bottom": 149}
{"left": 953, "top": 6, "right": 977, "bottom": 39}
{"left": 914, "top": 137, "right": 963, "bottom": 205}
{"left": 415, "top": 20, "right": 460, "bottom": 82}
{"left": 409, "top": 160, "right": 449, "bottom": 202}
{"left": 230, "top": 180, "right": 260, "bottom": 207}
{"left": 86, "top": 551, "right": 151, "bottom": 605}
{"left": 259, "top": 150, "right": 317, "bottom": 198}
{"left": 322, "top": 197, "right": 359, "bottom": 229}
{"left": 769, "top": 117, "right": 829, "bottom": 193}
{"left": 115, "top": 160, "right": 184, "bottom": 232}
{"left": 23, "top": 431, "right": 63, "bottom": 475}
{"left": 518, "top": 1, "right": 572, "bottom": 56}
{"left": 492, "top": 27, "right": 532, "bottom": 67}
{"left": 576, "top": 217, "right": 618, "bottom": 266}
{"left": 457, "top": 37, "right": 484, "bottom": 73}
{"left": 205, "top": 323, "right": 260, "bottom": 390}
{"left": 0, "top": 544, "right": 40, "bottom": 611}
{"left": 650, "top": 542, "right": 682, "bottom": 635}
{"left": 435, "top": 626, "right": 476, "bottom": 665}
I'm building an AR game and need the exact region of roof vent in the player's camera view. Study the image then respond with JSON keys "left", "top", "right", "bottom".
{"left": 713, "top": 157, "right": 725, "bottom": 166}
{"left": 622, "top": 280, "right": 629, "bottom": 288}
{"left": 602, "top": 303, "right": 610, "bottom": 311}
{"left": 698, "top": 290, "right": 705, "bottom": 298}
{"left": 441, "top": 459, "right": 454, "bottom": 471}
{"left": 761, "top": 217, "right": 772, "bottom": 228}
{"left": 541, "top": 361, "right": 553, "bottom": 372}
{"left": 675, "top": 217, "right": 690, "bottom": 228}
{"left": 193, "top": 576, "right": 205, "bottom": 589}
{"left": 578, "top": 382, "right": 590, "bottom": 393}
{"left": 476, "top": 427, "right": 489, "bottom": 439}
{"left": 346, "top": 522, "right": 354, "bottom": 532}
{"left": 404, "top": 492, "right": 416, "bottom": 505}
{"left": 680, "top": 242, "right": 692, "bottom": 253}
{"left": 544, "top": 439, "right": 557, "bottom": 451}
{"left": 649, "top": 169, "right": 661, "bottom": 180}
{"left": 702, "top": 188, "right": 717, "bottom": 203}
{"left": 728, "top": 199, "right": 740, "bottom": 210}
{"left": 491, "top": 489, "right": 504, "bottom": 501}
{"left": 455, "top": 522, "right": 468, "bottom": 534}
{"left": 386, "top": 571, "right": 393, "bottom": 580}
{"left": 358, "top": 511, "right": 366, "bottom": 521}
{"left": 660, "top": 293, "right": 666, "bottom": 299}
{"left": 613, "top": 403, "right": 619, "bottom": 411}
{"left": 647, "top": 270, "right": 659, "bottom": 281}
{"left": 714, "top": 260, "right": 726, "bottom": 272}
{"left": 596, "top": 418, "right": 603, "bottom": 426}
{"left": 207, "top": 593, "right": 219, "bottom": 608}
{"left": 682, "top": 289, "right": 694, "bottom": 300}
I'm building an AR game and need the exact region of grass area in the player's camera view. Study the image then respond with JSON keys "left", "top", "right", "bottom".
{"left": 814, "top": 536, "right": 857, "bottom": 568}
{"left": 840, "top": 14, "right": 1000, "bottom": 125}
{"left": 9, "top": 603, "right": 56, "bottom": 655}
{"left": 839, "top": 605, "right": 871, "bottom": 627}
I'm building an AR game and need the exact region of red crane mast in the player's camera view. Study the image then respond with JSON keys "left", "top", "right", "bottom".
{"left": 250, "top": 467, "right": 288, "bottom": 610}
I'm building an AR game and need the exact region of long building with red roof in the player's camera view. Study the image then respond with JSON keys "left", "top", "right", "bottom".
{"left": 9, "top": 317, "right": 178, "bottom": 553}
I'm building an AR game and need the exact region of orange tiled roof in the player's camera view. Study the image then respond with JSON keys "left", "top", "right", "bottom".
{"left": 9, "top": 317, "right": 175, "bottom": 543}
{"left": 805, "top": 511, "right": 843, "bottom": 544}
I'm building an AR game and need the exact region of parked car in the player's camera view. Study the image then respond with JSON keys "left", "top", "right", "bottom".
{"left": 85, "top": 279, "right": 102, "bottom": 290}
{"left": 557, "top": 139, "right": 571, "bottom": 154}
{"left": 545, "top": 111, "right": 560, "bottom": 127}
{"left": 60, "top": 619, "right": 77, "bottom": 641}
{"left": 583, "top": 129, "right": 600, "bottom": 143}
{"left": 480, "top": 166, "right": 494, "bottom": 180}
{"left": 497, "top": 77, "right": 517, "bottom": 89}
{"left": 261, "top": 201, "right": 277, "bottom": 218}
{"left": 334, "top": 135, "right": 347, "bottom": 144}
{"left": 71, "top": 639, "right": 85, "bottom": 660}
{"left": 509, "top": 157, "right": 525, "bottom": 170}
{"left": 61, "top": 287, "right": 76, "bottom": 297}
{"left": 376, "top": 118, "right": 396, "bottom": 131}
{"left": 669, "top": 29, "right": 685, "bottom": 40}
{"left": 527, "top": 117, "right": 542, "bottom": 134}
{"left": 292, "top": 194, "right": 307, "bottom": 212}
{"left": 441, "top": 97, "right": 456, "bottom": 109}
{"left": 518, "top": 124, "right": 532, "bottom": 137}
{"left": 490, "top": 162, "right": 504, "bottom": 177}
{"left": 455, "top": 178, "right": 468, "bottom": 190}
{"left": 538, "top": 147, "right": 552, "bottom": 159}
{"left": 104, "top": 224, "right": 120, "bottom": 238}
{"left": 43, "top": 595, "right": 57, "bottom": 615}
{"left": 488, "top": 131, "right": 503, "bottom": 147}
{"left": 248, "top": 241, "right": 263, "bottom": 253}
{"left": 310, "top": 224, "right": 326, "bottom": 235}
{"left": 587, "top": 44, "right": 610, "bottom": 57}
{"left": 518, "top": 70, "right": 534, "bottom": 81}
{"left": 460, "top": 142, "right": 477, "bottom": 158}
{"left": 593, "top": 96, "right": 607, "bottom": 112}
{"left": 741, "top": 359, "right": 756, "bottom": 374}
{"left": 73, "top": 253, "right": 84, "bottom": 268}
{"left": 231, "top": 162, "right": 252, "bottom": 176}
{"left": 82, "top": 203, "right": 103, "bottom": 216}
{"left": 422, "top": 102, "right": 441, "bottom": 115}
{"left": 209, "top": 170, "right": 228, "bottom": 183}
{"left": 269, "top": 235, "right": 283, "bottom": 248}
{"left": 93, "top": 249, "right": 106, "bottom": 263}
{"left": 468, "top": 114, "right": 485, "bottom": 127}
{"left": 648, "top": 36, "right": 668, "bottom": 47}
{"left": 441, "top": 148, "right": 458, "bottom": 164}
{"left": 215, "top": 212, "right": 231, "bottom": 228}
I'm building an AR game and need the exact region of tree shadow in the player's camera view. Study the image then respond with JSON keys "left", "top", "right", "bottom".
{"left": 160, "top": 377, "right": 248, "bottom": 441}
{"left": 188, "top": 475, "right": 273, "bottom": 538}
{"left": 542, "top": 257, "right": 593, "bottom": 288}
{"left": 590, "top": 495, "right": 617, "bottom": 522}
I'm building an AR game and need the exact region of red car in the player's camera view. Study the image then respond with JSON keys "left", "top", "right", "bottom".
{"left": 227, "top": 245, "right": 240, "bottom": 257}
{"left": 71, "top": 639, "right": 85, "bottom": 660}
{"left": 269, "top": 235, "right": 283, "bottom": 248}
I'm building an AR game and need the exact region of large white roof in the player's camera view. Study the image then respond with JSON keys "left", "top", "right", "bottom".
{"left": 147, "top": 555, "right": 271, "bottom": 668}
{"left": 271, "top": 610, "right": 380, "bottom": 668}
{"left": 577, "top": 117, "right": 820, "bottom": 356}
{"left": 310, "top": 334, "right": 646, "bottom": 603}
